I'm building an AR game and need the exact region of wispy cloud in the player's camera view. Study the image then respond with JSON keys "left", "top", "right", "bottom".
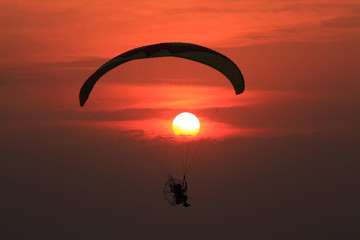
{"left": 1, "top": 0, "right": 359, "bottom": 64}
{"left": 322, "top": 15, "right": 360, "bottom": 28}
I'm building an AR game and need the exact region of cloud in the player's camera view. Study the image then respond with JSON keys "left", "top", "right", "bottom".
{"left": 2, "top": 0, "right": 360, "bottom": 65}
{"left": 44, "top": 57, "right": 106, "bottom": 69}
{"left": 322, "top": 15, "right": 360, "bottom": 28}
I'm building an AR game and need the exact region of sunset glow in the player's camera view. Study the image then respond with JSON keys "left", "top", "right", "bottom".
{"left": 2, "top": 0, "right": 359, "bottom": 238}
{"left": 172, "top": 112, "right": 200, "bottom": 136}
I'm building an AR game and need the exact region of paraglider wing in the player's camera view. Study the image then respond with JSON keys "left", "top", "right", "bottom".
{"left": 79, "top": 42, "right": 245, "bottom": 106}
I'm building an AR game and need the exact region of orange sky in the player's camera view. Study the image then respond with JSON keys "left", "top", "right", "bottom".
{"left": 2, "top": 0, "right": 360, "bottom": 62}
{"left": 1, "top": 0, "right": 359, "bottom": 169}
{"left": 1, "top": 0, "right": 359, "bottom": 165}
{"left": 1, "top": 1, "right": 360, "bottom": 238}
{"left": 1, "top": 0, "right": 359, "bottom": 140}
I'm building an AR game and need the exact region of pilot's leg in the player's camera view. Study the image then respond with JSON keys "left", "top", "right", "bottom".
{"left": 183, "top": 196, "right": 190, "bottom": 207}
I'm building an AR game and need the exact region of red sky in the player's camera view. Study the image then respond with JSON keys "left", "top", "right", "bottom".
{"left": 1, "top": 0, "right": 360, "bottom": 239}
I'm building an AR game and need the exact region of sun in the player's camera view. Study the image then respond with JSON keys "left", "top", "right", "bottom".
{"left": 172, "top": 112, "right": 200, "bottom": 136}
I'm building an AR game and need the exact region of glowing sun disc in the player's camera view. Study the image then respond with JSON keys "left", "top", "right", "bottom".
{"left": 172, "top": 112, "right": 200, "bottom": 136}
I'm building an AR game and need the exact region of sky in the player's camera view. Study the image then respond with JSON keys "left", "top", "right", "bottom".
{"left": 1, "top": 0, "right": 360, "bottom": 239}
